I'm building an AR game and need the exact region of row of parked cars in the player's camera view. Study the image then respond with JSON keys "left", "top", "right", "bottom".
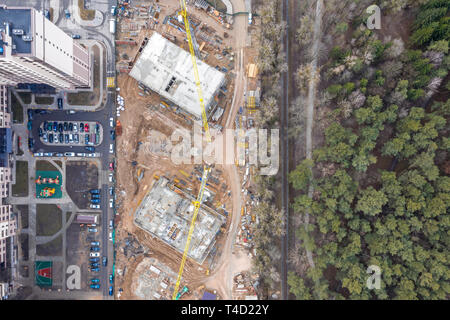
{"left": 33, "top": 151, "right": 98, "bottom": 158}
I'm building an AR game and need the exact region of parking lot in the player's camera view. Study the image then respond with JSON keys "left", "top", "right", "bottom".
{"left": 38, "top": 120, "right": 103, "bottom": 148}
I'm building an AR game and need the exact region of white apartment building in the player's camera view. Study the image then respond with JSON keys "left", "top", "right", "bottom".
{"left": 0, "top": 85, "right": 14, "bottom": 267}
{"left": 0, "top": 204, "right": 14, "bottom": 265}
{"left": 0, "top": 5, "right": 91, "bottom": 90}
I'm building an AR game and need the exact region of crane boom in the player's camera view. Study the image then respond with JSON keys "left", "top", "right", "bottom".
{"left": 172, "top": 0, "right": 212, "bottom": 300}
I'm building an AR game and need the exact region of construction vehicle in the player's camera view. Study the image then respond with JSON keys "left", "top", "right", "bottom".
{"left": 64, "top": 9, "right": 70, "bottom": 19}
{"left": 115, "top": 120, "right": 122, "bottom": 136}
{"left": 175, "top": 286, "right": 189, "bottom": 300}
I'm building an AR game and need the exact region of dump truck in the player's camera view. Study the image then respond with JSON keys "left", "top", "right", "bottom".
{"left": 175, "top": 286, "right": 189, "bottom": 300}
{"left": 115, "top": 120, "right": 122, "bottom": 136}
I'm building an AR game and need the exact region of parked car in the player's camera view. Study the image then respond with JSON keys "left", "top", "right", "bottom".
{"left": 91, "top": 199, "right": 100, "bottom": 204}
{"left": 43, "top": 121, "right": 48, "bottom": 130}
{"left": 58, "top": 123, "right": 63, "bottom": 133}
{"left": 89, "top": 257, "right": 99, "bottom": 262}
{"left": 91, "top": 194, "right": 100, "bottom": 199}
{"left": 28, "top": 137, "right": 34, "bottom": 149}
{"left": 47, "top": 122, "right": 53, "bottom": 131}
{"left": 57, "top": 98, "right": 63, "bottom": 109}
{"left": 90, "top": 284, "right": 100, "bottom": 289}
{"left": 85, "top": 146, "right": 95, "bottom": 152}
{"left": 79, "top": 123, "right": 84, "bottom": 131}
{"left": 110, "top": 130, "right": 115, "bottom": 140}
{"left": 90, "top": 278, "right": 100, "bottom": 284}
{"left": 74, "top": 134, "right": 79, "bottom": 144}
{"left": 102, "top": 256, "right": 107, "bottom": 267}
{"left": 90, "top": 241, "right": 100, "bottom": 246}
{"left": 76, "top": 152, "right": 85, "bottom": 157}
{"left": 55, "top": 153, "right": 64, "bottom": 157}
{"left": 84, "top": 123, "right": 89, "bottom": 132}
{"left": 71, "top": 34, "right": 81, "bottom": 39}
{"left": 109, "top": 219, "right": 114, "bottom": 230}
{"left": 88, "top": 228, "right": 98, "bottom": 233}
{"left": 63, "top": 122, "right": 68, "bottom": 131}
{"left": 109, "top": 232, "right": 113, "bottom": 241}
{"left": 90, "top": 268, "right": 100, "bottom": 272}
{"left": 68, "top": 122, "right": 73, "bottom": 131}
{"left": 67, "top": 110, "right": 76, "bottom": 115}
{"left": 109, "top": 286, "right": 113, "bottom": 296}
{"left": 59, "top": 133, "right": 63, "bottom": 143}
{"left": 109, "top": 162, "right": 114, "bottom": 171}
{"left": 109, "top": 117, "right": 114, "bottom": 127}
{"left": 95, "top": 123, "right": 100, "bottom": 133}
{"left": 109, "top": 186, "right": 114, "bottom": 196}
{"left": 27, "top": 120, "right": 32, "bottom": 131}
{"left": 73, "top": 123, "right": 78, "bottom": 132}
{"left": 90, "top": 204, "right": 100, "bottom": 209}
{"left": 69, "top": 133, "right": 73, "bottom": 143}
{"left": 53, "top": 122, "right": 58, "bottom": 132}
{"left": 64, "top": 152, "right": 75, "bottom": 157}
{"left": 27, "top": 109, "right": 33, "bottom": 120}
{"left": 64, "top": 134, "right": 69, "bottom": 144}
{"left": 108, "top": 173, "right": 113, "bottom": 183}
{"left": 90, "top": 189, "right": 101, "bottom": 194}
{"left": 33, "top": 152, "right": 44, "bottom": 157}
{"left": 48, "top": 134, "right": 54, "bottom": 143}
{"left": 109, "top": 274, "right": 113, "bottom": 284}
{"left": 89, "top": 252, "right": 100, "bottom": 257}
{"left": 85, "top": 134, "right": 90, "bottom": 144}
{"left": 43, "top": 152, "right": 53, "bottom": 157}
{"left": 109, "top": 199, "right": 114, "bottom": 208}
{"left": 86, "top": 153, "right": 96, "bottom": 157}
{"left": 42, "top": 132, "right": 48, "bottom": 142}
{"left": 109, "top": 143, "right": 114, "bottom": 154}
{"left": 91, "top": 263, "right": 99, "bottom": 268}
{"left": 90, "top": 246, "right": 100, "bottom": 252}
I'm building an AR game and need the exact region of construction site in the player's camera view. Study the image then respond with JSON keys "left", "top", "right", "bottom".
{"left": 113, "top": 0, "right": 263, "bottom": 300}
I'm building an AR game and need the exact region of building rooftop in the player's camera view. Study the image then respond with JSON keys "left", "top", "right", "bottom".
{"left": 134, "top": 177, "right": 225, "bottom": 264}
{"left": 0, "top": 6, "right": 32, "bottom": 54}
{"left": 129, "top": 32, "right": 225, "bottom": 119}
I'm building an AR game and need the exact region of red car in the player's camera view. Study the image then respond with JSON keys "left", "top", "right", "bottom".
{"left": 109, "top": 162, "right": 114, "bottom": 171}
{"left": 84, "top": 123, "right": 89, "bottom": 132}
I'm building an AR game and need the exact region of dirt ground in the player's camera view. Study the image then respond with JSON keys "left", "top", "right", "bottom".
{"left": 66, "top": 161, "right": 99, "bottom": 209}
{"left": 114, "top": 0, "right": 256, "bottom": 300}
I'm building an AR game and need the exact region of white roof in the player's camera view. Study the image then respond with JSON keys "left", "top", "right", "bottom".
{"left": 129, "top": 32, "right": 225, "bottom": 119}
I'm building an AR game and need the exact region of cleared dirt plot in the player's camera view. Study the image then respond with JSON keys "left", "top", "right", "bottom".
{"left": 36, "top": 204, "right": 62, "bottom": 236}
{"left": 36, "top": 234, "right": 63, "bottom": 256}
{"left": 36, "top": 160, "right": 59, "bottom": 172}
{"left": 11, "top": 93, "right": 23, "bottom": 123}
{"left": 18, "top": 92, "right": 31, "bottom": 104}
{"left": 66, "top": 161, "right": 99, "bottom": 209}
{"left": 34, "top": 96, "right": 54, "bottom": 105}
{"left": 15, "top": 205, "right": 29, "bottom": 229}
{"left": 19, "top": 233, "right": 29, "bottom": 261}
{"left": 12, "top": 161, "right": 28, "bottom": 197}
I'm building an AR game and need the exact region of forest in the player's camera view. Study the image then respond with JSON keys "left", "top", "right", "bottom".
{"left": 287, "top": 0, "right": 450, "bottom": 299}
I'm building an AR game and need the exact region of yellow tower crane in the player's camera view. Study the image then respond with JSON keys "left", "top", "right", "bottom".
{"left": 172, "top": 0, "right": 212, "bottom": 300}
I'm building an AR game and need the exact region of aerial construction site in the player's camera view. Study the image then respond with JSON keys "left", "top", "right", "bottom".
{"left": 113, "top": 0, "right": 262, "bottom": 300}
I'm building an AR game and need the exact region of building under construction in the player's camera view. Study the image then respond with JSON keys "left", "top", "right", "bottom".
{"left": 129, "top": 32, "right": 225, "bottom": 120}
{"left": 134, "top": 177, "right": 225, "bottom": 264}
